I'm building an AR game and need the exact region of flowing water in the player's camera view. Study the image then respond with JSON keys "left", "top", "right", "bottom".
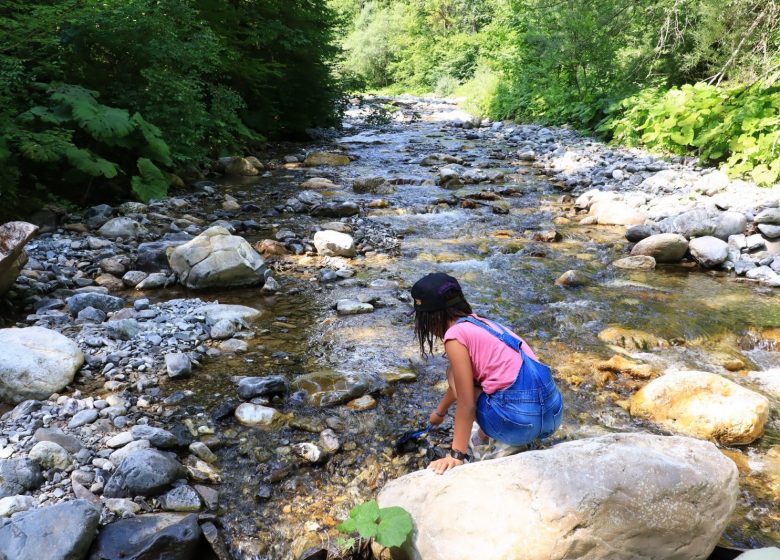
{"left": 161, "top": 97, "right": 779, "bottom": 557}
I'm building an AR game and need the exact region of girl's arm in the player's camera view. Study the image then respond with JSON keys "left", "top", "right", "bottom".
{"left": 429, "top": 340, "right": 475, "bottom": 474}
{"left": 429, "top": 373, "right": 456, "bottom": 425}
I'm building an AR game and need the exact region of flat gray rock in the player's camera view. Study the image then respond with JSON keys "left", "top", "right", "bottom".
{"left": 0, "top": 458, "right": 43, "bottom": 498}
{"left": 0, "top": 499, "right": 99, "bottom": 560}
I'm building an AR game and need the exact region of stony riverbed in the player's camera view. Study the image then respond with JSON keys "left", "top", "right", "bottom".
{"left": 1, "top": 96, "right": 779, "bottom": 559}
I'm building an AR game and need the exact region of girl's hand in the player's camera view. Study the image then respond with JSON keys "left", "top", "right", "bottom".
{"left": 429, "top": 410, "right": 446, "bottom": 426}
{"left": 428, "top": 456, "right": 463, "bottom": 475}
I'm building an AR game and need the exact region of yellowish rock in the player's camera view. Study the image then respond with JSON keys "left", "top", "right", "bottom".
{"left": 303, "top": 152, "right": 350, "bottom": 166}
{"left": 347, "top": 394, "right": 376, "bottom": 411}
{"left": 630, "top": 370, "right": 769, "bottom": 445}
{"left": 596, "top": 355, "right": 655, "bottom": 379}
{"left": 598, "top": 326, "right": 667, "bottom": 352}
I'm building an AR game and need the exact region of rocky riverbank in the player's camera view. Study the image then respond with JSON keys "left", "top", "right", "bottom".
{"left": 1, "top": 95, "right": 779, "bottom": 559}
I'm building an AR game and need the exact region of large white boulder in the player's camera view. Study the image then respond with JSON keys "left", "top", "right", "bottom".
{"left": 0, "top": 327, "right": 84, "bottom": 403}
{"left": 630, "top": 370, "right": 769, "bottom": 445}
{"left": 0, "top": 221, "right": 38, "bottom": 296}
{"left": 169, "top": 226, "right": 266, "bottom": 289}
{"left": 378, "top": 433, "right": 738, "bottom": 560}
{"left": 313, "top": 230, "right": 356, "bottom": 257}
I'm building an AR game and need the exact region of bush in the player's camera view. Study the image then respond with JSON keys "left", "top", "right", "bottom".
{"left": 600, "top": 83, "right": 780, "bottom": 186}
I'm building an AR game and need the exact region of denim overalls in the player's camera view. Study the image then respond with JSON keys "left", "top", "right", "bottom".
{"left": 456, "top": 317, "right": 564, "bottom": 446}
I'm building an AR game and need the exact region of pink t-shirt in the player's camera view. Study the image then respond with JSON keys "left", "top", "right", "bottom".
{"left": 443, "top": 315, "right": 537, "bottom": 394}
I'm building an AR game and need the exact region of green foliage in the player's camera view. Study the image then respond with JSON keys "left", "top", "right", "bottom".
{"left": 601, "top": 82, "right": 780, "bottom": 186}
{"left": 7, "top": 83, "right": 172, "bottom": 201}
{"left": 336, "top": 500, "right": 413, "bottom": 548}
{"left": 0, "top": 0, "right": 343, "bottom": 219}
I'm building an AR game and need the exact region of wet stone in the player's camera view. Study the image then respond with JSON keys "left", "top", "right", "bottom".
{"left": 237, "top": 375, "right": 289, "bottom": 400}
{"left": 161, "top": 484, "right": 202, "bottom": 512}
{"left": 89, "top": 513, "right": 200, "bottom": 560}
{"left": 103, "top": 449, "right": 186, "bottom": 498}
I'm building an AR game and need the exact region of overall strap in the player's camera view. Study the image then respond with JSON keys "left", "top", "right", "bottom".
{"left": 455, "top": 317, "right": 525, "bottom": 356}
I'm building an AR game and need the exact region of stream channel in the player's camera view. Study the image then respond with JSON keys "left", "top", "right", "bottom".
{"left": 135, "top": 97, "right": 778, "bottom": 558}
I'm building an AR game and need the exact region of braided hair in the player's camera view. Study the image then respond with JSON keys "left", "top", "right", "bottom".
{"left": 414, "top": 288, "right": 472, "bottom": 356}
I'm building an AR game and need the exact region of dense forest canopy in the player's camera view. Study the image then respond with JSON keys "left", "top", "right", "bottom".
{"left": 0, "top": 0, "right": 342, "bottom": 218}
{"left": 333, "top": 0, "right": 780, "bottom": 187}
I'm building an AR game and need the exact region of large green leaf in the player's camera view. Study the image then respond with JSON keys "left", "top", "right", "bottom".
{"left": 17, "top": 131, "right": 72, "bottom": 162}
{"left": 336, "top": 500, "right": 413, "bottom": 548}
{"left": 130, "top": 113, "right": 172, "bottom": 165}
{"left": 64, "top": 147, "right": 119, "bottom": 178}
{"left": 375, "top": 506, "right": 414, "bottom": 548}
{"left": 71, "top": 102, "right": 134, "bottom": 144}
{"left": 131, "top": 157, "right": 169, "bottom": 202}
{"left": 670, "top": 126, "right": 694, "bottom": 146}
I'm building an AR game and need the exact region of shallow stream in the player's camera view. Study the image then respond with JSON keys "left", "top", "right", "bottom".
{"left": 157, "top": 98, "right": 780, "bottom": 557}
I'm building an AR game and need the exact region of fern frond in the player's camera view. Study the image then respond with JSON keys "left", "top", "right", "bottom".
{"left": 71, "top": 103, "right": 134, "bottom": 144}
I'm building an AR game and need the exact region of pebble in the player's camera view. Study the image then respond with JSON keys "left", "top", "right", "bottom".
{"left": 68, "top": 409, "right": 98, "bottom": 428}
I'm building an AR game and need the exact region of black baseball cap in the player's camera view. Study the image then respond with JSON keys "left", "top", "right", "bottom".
{"left": 410, "top": 273, "right": 465, "bottom": 312}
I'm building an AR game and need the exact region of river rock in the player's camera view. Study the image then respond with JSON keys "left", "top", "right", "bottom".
{"left": 554, "top": 270, "right": 589, "bottom": 287}
{"left": 0, "top": 327, "right": 84, "bottom": 403}
{"left": 313, "top": 230, "right": 356, "bottom": 257}
{"left": 625, "top": 224, "right": 659, "bottom": 242}
{"left": 103, "top": 449, "right": 186, "bottom": 498}
{"left": 34, "top": 428, "right": 82, "bottom": 453}
{"left": 758, "top": 224, "right": 780, "bottom": 239}
{"left": 136, "top": 234, "right": 193, "bottom": 272}
{"left": 0, "top": 221, "right": 38, "bottom": 296}
{"left": 301, "top": 177, "right": 338, "bottom": 190}
{"left": 98, "top": 217, "right": 147, "bottom": 239}
{"left": 225, "top": 156, "right": 260, "bottom": 176}
{"left": 591, "top": 200, "right": 646, "bottom": 226}
{"left": 304, "top": 152, "right": 351, "bottom": 166}
{"left": 191, "top": 303, "right": 261, "bottom": 324}
{"left": 754, "top": 208, "right": 780, "bottom": 225}
{"left": 169, "top": 226, "right": 267, "bottom": 289}
{"left": 0, "top": 499, "right": 99, "bottom": 560}
{"left": 310, "top": 201, "right": 360, "bottom": 218}
{"left": 130, "top": 425, "right": 177, "bottom": 449}
{"left": 689, "top": 236, "right": 729, "bottom": 267}
{"left": 336, "top": 299, "right": 374, "bottom": 315}
{"left": 630, "top": 370, "right": 770, "bottom": 445}
{"left": 69, "top": 408, "right": 98, "bottom": 428}
{"left": 0, "top": 458, "right": 44, "bottom": 498}
{"left": 0, "top": 494, "right": 36, "bottom": 517}
{"left": 292, "top": 371, "right": 381, "bottom": 407}
{"left": 379, "top": 433, "right": 737, "bottom": 560}
{"left": 210, "top": 319, "right": 237, "bottom": 339}
{"left": 161, "top": 485, "right": 202, "bottom": 512}
{"left": 612, "top": 255, "right": 656, "bottom": 270}
{"left": 291, "top": 443, "right": 323, "bottom": 463}
{"left": 88, "top": 513, "right": 200, "bottom": 560}
{"left": 237, "top": 376, "right": 289, "bottom": 400}
{"left": 630, "top": 233, "right": 689, "bottom": 263}
{"left": 165, "top": 353, "right": 192, "bottom": 379}
{"left": 67, "top": 293, "right": 124, "bottom": 315}
{"left": 234, "top": 403, "right": 282, "bottom": 427}
{"left": 29, "top": 441, "right": 72, "bottom": 470}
